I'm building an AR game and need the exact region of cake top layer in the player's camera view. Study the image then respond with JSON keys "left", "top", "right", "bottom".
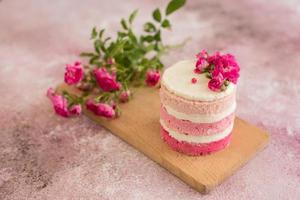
{"left": 161, "top": 60, "right": 236, "bottom": 101}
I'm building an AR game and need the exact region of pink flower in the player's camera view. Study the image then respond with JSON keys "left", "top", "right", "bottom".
{"left": 191, "top": 78, "right": 197, "bottom": 84}
{"left": 86, "top": 99, "right": 115, "bottom": 118}
{"left": 69, "top": 104, "right": 82, "bottom": 115}
{"left": 94, "top": 67, "right": 121, "bottom": 92}
{"left": 119, "top": 90, "right": 131, "bottom": 103}
{"left": 207, "top": 51, "right": 222, "bottom": 65}
{"left": 107, "top": 58, "right": 115, "bottom": 65}
{"left": 195, "top": 49, "right": 209, "bottom": 73}
{"left": 208, "top": 52, "right": 240, "bottom": 84}
{"left": 145, "top": 70, "right": 160, "bottom": 87}
{"left": 218, "top": 54, "right": 240, "bottom": 84}
{"left": 208, "top": 69, "right": 225, "bottom": 92}
{"left": 64, "top": 61, "right": 84, "bottom": 85}
{"left": 47, "top": 88, "right": 81, "bottom": 117}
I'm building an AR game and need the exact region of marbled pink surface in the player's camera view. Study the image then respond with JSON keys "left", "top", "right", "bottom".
{"left": 0, "top": 0, "right": 300, "bottom": 199}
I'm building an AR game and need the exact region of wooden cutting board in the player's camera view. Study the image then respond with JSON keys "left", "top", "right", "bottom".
{"left": 58, "top": 83, "right": 269, "bottom": 194}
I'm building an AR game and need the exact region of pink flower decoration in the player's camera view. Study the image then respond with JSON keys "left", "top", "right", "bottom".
{"left": 191, "top": 78, "right": 197, "bottom": 84}
{"left": 64, "top": 61, "right": 84, "bottom": 85}
{"left": 86, "top": 99, "right": 115, "bottom": 118}
{"left": 208, "top": 69, "right": 225, "bottom": 92}
{"left": 94, "top": 67, "right": 121, "bottom": 92}
{"left": 46, "top": 88, "right": 81, "bottom": 117}
{"left": 145, "top": 70, "right": 160, "bottom": 87}
{"left": 119, "top": 90, "right": 131, "bottom": 103}
{"left": 217, "top": 54, "right": 240, "bottom": 84}
{"left": 195, "top": 49, "right": 209, "bottom": 73}
{"left": 200, "top": 51, "right": 240, "bottom": 92}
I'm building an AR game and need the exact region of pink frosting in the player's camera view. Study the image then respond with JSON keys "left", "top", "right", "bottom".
{"left": 161, "top": 126, "right": 232, "bottom": 156}
{"left": 160, "top": 85, "right": 236, "bottom": 115}
{"left": 161, "top": 106, "right": 235, "bottom": 136}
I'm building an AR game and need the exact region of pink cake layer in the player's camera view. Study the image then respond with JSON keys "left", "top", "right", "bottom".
{"left": 161, "top": 126, "right": 232, "bottom": 156}
{"left": 160, "top": 85, "right": 236, "bottom": 115}
{"left": 160, "top": 105, "right": 235, "bottom": 136}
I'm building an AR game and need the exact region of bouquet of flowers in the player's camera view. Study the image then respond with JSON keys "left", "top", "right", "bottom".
{"left": 47, "top": 0, "right": 186, "bottom": 118}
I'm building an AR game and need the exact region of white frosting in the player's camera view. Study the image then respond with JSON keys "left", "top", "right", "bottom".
{"left": 160, "top": 120, "right": 233, "bottom": 143}
{"left": 163, "top": 102, "right": 236, "bottom": 123}
{"left": 162, "top": 60, "right": 236, "bottom": 101}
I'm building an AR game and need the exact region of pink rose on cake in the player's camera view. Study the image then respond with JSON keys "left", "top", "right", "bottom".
{"left": 64, "top": 61, "right": 84, "bottom": 85}
{"left": 195, "top": 49, "right": 209, "bottom": 73}
{"left": 208, "top": 69, "right": 225, "bottom": 92}
{"left": 94, "top": 67, "right": 121, "bottom": 92}
{"left": 195, "top": 50, "right": 240, "bottom": 91}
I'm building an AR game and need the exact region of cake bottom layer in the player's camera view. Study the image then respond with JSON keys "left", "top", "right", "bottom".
{"left": 161, "top": 126, "right": 232, "bottom": 156}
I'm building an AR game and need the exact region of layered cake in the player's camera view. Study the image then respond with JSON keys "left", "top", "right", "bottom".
{"left": 160, "top": 50, "right": 240, "bottom": 156}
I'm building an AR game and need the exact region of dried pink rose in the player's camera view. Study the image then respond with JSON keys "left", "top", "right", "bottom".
{"left": 119, "top": 90, "right": 131, "bottom": 103}
{"left": 47, "top": 88, "right": 82, "bottom": 117}
{"left": 195, "top": 49, "right": 209, "bottom": 73}
{"left": 86, "top": 99, "right": 116, "bottom": 118}
{"left": 64, "top": 61, "right": 84, "bottom": 85}
{"left": 145, "top": 70, "right": 160, "bottom": 87}
{"left": 94, "top": 67, "right": 121, "bottom": 92}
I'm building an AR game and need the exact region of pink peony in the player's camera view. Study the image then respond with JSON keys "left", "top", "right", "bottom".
{"left": 208, "top": 69, "right": 225, "bottom": 92}
{"left": 195, "top": 49, "right": 209, "bottom": 73}
{"left": 47, "top": 88, "right": 81, "bottom": 117}
{"left": 207, "top": 51, "right": 222, "bottom": 66}
{"left": 208, "top": 52, "right": 240, "bottom": 85}
{"left": 64, "top": 61, "right": 84, "bottom": 85}
{"left": 86, "top": 99, "right": 116, "bottom": 118}
{"left": 218, "top": 54, "right": 240, "bottom": 84}
{"left": 119, "top": 90, "right": 131, "bottom": 103}
{"left": 145, "top": 70, "right": 160, "bottom": 87}
{"left": 94, "top": 67, "right": 121, "bottom": 92}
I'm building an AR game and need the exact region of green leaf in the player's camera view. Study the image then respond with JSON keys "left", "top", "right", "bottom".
{"left": 129, "top": 9, "right": 138, "bottom": 24}
{"left": 143, "top": 22, "right": 156, "bottom": 32}
{"left": 161, "top": 19, "right": 171, "bottom": 29}
{"left": 99, "top": 29, "right": 105, "bottom": 38}
{"left": 110, "top": 40, "right": 127, "bottom": 56}
{"left": 128, "top": 30, "right": 138, "bottom": 43}
{"left": 118, "top": 31, "right": 127, "bottom": 38}
{"left": 121, "top": 19, "right": 128, "bottom": 30}
{"left": 142, "top": 35, "right": 154, "bottom": 43}
{"left": 89, "top": 55, "right": 100, "bottom": 65}
{"left": 94, "top": 39, "right": 101, "bottom": 54}
{"left": 154, "top": 30, "right": 161, "bottom": 41}
{"left": 91, "top": 27, "right": 97, "bottom": 39}
{"left": 152, "top": 8, "right": 161, "bottom": 22}
{"left": 166, "top": 0, "right": 186, "bottom": 16}
{"left": 145, "top": 44, "right": 155, "bottom": 52}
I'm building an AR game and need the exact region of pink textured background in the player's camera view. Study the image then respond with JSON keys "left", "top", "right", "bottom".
{"left": 1, "top": 0, "right": 300, "bottom": 199}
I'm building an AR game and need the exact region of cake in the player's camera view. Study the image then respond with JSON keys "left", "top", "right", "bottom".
{"left": 160, "top": 51, "right": 239, "bottom": 156}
